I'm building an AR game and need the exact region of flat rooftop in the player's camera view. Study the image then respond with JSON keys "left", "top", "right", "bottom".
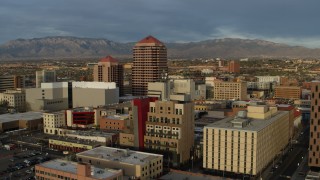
{"left": 0, "top": 112, "right": 43, "bottom": 123}
{"left": 205, "top": 111, "right": 288, "bottom": 132}
{"left": 77, "top": 146, "right": 163, "bottom": 166}
{"left": 104, "top": 114, "right": 129, "bottom": 120}
{"left": 195, "top": 117, "right": 224, "bottom": 127}
{"left": 38, "top": 159, "right": 121, "bottom": 179}
{"left": 49, "top": 136, "right": 104, "bottom": 146}
{"left": 67, "top": 130, "right": 116, "bottom": 137}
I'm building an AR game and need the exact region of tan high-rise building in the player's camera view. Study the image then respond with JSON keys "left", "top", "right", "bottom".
{"left": 214, "top": 81, "right": 247, "bottom": 100}
{"left": 132, "top": 36, "right": 168, "bottom": 96}
{"left": 144, "top": 100, "right": 194, "bottom": 167}
{"left": 203, "top": 105, "right": 289, "bottom": 176}
{"left": 93, "top": 56, "right": 124, "bottom": 96}
{"left": 309, "top": 82, "right": 320, "bottom": 169}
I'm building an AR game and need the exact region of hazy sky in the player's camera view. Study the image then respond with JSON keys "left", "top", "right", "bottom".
{"left": 1, "top": 0, "right": 320, "bottom": 48}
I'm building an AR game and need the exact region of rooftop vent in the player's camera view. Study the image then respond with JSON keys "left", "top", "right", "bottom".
{"left": 60, "top": 163, "right": 67, "bottom": 166}
{"left": 96, "top": 170, "right": 104, "bottom": 174}
{"left": 231, "top": 117, "right": 250, "bottom": 128}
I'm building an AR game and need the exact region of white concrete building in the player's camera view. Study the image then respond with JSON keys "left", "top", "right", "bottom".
{"left": 43, "top": 111, "right": 66, "bottom": 135}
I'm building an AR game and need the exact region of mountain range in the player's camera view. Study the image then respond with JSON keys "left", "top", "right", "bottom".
{"left": 1, "top": 36, "right": 320, "bottom": 60}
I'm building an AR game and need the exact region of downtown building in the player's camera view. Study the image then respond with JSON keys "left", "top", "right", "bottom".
{"left": 213, "top": 81, "right": 247, "bottom": 101}
{"left": 203, "top": 105, "right": 289, "bottom": 176}
{"left": 26, "top": 82, "right": 119, "bottom": 111}
{"left": 228, "top": 60, "right": 240, "bottom": 73}
{"left": 77, "top": 146, "right": 163, "bottom": 180}
{"left": 0, "top": 89, "right": 26, "bottom": 112}
{"left": 144, "top": 98, "right": 194, "bottom": 167}
{"left": 0, "top": 75, "right": 25, "bottom": 92}
{"left": 309, "top": 82, "right": 320, "bottom": 170}
{"left": 132, "top": 36, "right": 168, "bottom": 96}
{"left": 273, "top": 86, "right": 302, "bottom": 99}
{"left": 36, "top": 69, "right": 56, "bottom": 88}
{"left": 35, "top": 159, "right": 123, "bottom": 180}
{"left": 93, "top": 56, "right": 124, "bottom": 96}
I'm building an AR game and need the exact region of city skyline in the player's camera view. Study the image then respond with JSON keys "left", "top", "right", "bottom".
{"left": 1, "top": 0, "right": 320, "bottom": 48}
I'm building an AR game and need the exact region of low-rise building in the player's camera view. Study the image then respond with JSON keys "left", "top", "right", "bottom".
{"left": 66, "top": 107, "right": 95, "bottom": 128}
{"left": 0, "top": 89, "right": 26, "bottom": 112}
{"left": 100, "top": 114, "right": 129, "bottom": 131}
{"left": 0, "top": 112, "right": 43, "bottom": 132}
{"left": 43, "top": 111, "right": 65, "bottom": 135}
{"left": 214, "top": 81, "right": 247, "bottom": 101}
{"left": 77, "top": 146, "right": 163, "bottom": 180}
{"left": 49, "top": 136, "right": 103, "bottom": 153}
{"left": 35, "top": 159, "right": 123, "bottom": 180}
{"left": 274, "top": 86, "right": 301, "bottom": 99}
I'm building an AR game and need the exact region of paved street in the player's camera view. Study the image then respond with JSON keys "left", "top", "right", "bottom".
{"left": 262, "top": 126, "right": 309, "bottom": 180}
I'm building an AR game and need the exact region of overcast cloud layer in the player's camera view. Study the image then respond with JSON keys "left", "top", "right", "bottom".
{"left": 1, "top": 0, "right": 320, "bottom": 48}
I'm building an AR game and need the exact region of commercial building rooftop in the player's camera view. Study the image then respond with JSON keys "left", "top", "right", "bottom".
{"left": 49, "top": 135, "right": 104, "bottom": 146}
{"left": 38, "top": 159, "right": 121, "bottom": 179}
{"left": 205, "top": 111, "right": 288, "bottom": 132}
{"left": 0, "top": 111, "right": 43, "bottom": 123}
{"left": 67, "top": 130, "right": 116, "bottom": 138}
{"left": 77, "top": 146, "right": 163, "bottom": 166}
{"left": 104, "top": 114, "right": 129, "bottom": 120}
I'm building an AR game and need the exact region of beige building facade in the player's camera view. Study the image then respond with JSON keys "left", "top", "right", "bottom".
{"left": 214, "top": 82, "right": 247, "bottom": 100}
{"left": 93, "top": 56, "right": 124, "bottom": 96}
{"left": 203, "top": 106, "right": 289, "bottom": 176}
{"left": 43, "top": 111, "right": 65, "bottom": 135}
{"left": 144, "top": 100, "right": 194, "bottom": 166}
{"left": 0, "top": 89, "right": 26, "bottom": 112}
{"left": 309, "top": 82, "right": 320, "bottom": 168}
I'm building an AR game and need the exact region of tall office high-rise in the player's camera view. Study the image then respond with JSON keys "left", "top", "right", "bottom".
{"left": 309, "top": 82, "right": 320, "bottom": 169}
{"left": 36, "top": 70, "right": 56, "bottom": 88}
{"left": 93, "top": 56, "right": 124, "bottom": 96}
{"left": 132, "top": 36, "right": 168, "bottom": 96}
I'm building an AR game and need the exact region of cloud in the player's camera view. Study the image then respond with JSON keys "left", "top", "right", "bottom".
{"left": 0, "top": 0, "right": 320, "bottom": 48}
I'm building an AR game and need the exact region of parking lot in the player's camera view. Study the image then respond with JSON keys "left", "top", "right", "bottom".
{"left": 0, "top": 147, "right": 51, "bottom": 180}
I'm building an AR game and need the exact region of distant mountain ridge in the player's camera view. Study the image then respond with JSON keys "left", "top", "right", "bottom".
{"left": 1, "top": 36, "right": 320, "bottom": 60}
